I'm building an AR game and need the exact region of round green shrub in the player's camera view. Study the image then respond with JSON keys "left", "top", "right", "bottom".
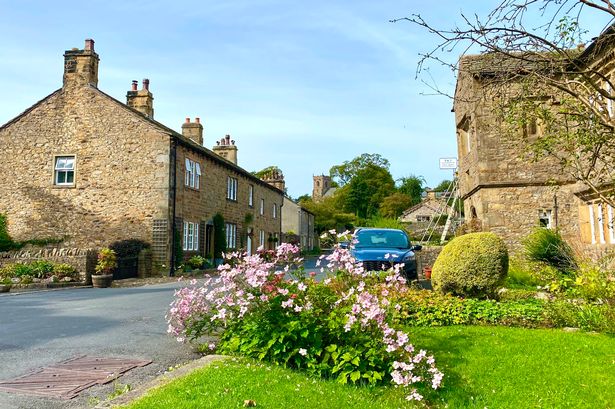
{"left": 431, "top": 232, "right": 509, "bottom": 298}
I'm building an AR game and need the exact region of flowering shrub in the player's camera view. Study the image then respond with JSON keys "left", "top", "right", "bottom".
{"left": 167, "top": 239, "right": 443, "bottom": 401}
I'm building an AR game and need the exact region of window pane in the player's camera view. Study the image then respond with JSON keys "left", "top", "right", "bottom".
{"left": 64, "top": 157, "right": 75, "bottom": 169}
{"left": 56, "top": 171, "right": 66, "bottom": 184}
{"left": 66, "top": 171, "right": 74, "bottom": 184}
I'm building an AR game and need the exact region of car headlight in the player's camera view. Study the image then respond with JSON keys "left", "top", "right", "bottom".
{"left": 403, "top": 254, "right": 415, "bottom": 262}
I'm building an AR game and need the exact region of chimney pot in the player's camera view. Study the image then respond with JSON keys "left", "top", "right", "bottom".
{"left": 84, "top": 38, "right": 95, "bottom": 51}
{"left": 185, "top": 117, "right": 190, "bottom": 123}
{"left": 131, "top": 80, "right": 138, "bottom": 91}
{"left": 143, "top": 78, "right": 150, "bottom": 91}
{"left": 195, "top": 117, "right": 200, "bottom": 124}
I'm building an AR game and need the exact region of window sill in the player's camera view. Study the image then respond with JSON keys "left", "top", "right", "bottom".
{"left": 185, "top": 186, "right": 200, "bottom": 192}
{"left": 226, "top": 198, "right": 238, "bottom": 203}
{"left": 52, "top": 184, "right": 76, "bottom": 189}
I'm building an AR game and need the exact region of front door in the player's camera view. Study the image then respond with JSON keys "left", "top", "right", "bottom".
{"left": 247, "top": 228, "right": 253, "bottom": 255}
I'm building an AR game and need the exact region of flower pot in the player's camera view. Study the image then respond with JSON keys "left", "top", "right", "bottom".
{"left": 91, "top": 274, "right": 113, "bottom": 288}
{"left": 0, "top": 284, "right": 11, "bottom": 293}
{"left": 423, "top": 267, "right": 432, "bottom": 280}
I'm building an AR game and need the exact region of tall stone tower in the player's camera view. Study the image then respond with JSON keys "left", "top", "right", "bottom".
{"left": 312, "top": 175, "right": 331, "bottom": 201}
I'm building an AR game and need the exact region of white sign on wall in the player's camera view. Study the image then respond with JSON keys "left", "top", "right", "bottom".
{"left": 439, "top": 158, "right": 458, "bottom": 170}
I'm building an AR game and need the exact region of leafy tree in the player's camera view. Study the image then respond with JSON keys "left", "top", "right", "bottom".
{"left": 296, "top": 194, "right": 311, "bottom": 203}
{"left": 299, "top": 197, "right": 356, "bottom": 233}
{"left": 339, "top": 163, "right": 395, "bottom": 219}
{"left": 395, "top": 0, "right": 615, "bottom": 207}
{"left": 434, "top": 180, "right": 453, "bottom": 193}
{"left": 330, "top": 153, "right": 390, "bottom": 186}
{"left": 379, "top": 192, "right": 413, "bottom": 218}
{"left": 253, "top": 166, "right": 282, "bottom": 179}
{"left": 397, "top": 175, "right": 425, "bottom": 205}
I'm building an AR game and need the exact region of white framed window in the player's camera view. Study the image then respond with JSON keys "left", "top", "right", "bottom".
{"left": 589, "top": 204, "right": 596, "bottom": 245}
{"left": 259, "top": 230, "right": 265, "bottom": 247}
{"left": 225, "top": 223, "right": 237, "bottom": 249}
{"left": 598, "top": 203, "right": 606, "bottom": 244}
{"left": 538, "top": 209, "right": 552, "bottom": 229}
{"left": 260, "top": 198, "right": 265, "bottom": 215}
{"left": 249, "top": 185, "right": 254, "bottom": 207}
{"left": 182, "top": 221, "right": 199, "bottom": 251}
{"left": 54, "top": 156, "right": 75, "bottom": 186}
{"left": 608, "top": 204, "right": 614, "bottom": 244}
{"left": 184, "top": 158, "right": 201, "bottom": 189}
{"left": 227, "top": 176, "right": 238, "bottom": 201}
{"left": 606, "top": 82, "right": 614, "bottom": 118}
{"left": 273, "top": 203, "right": 278, "bottom": 219}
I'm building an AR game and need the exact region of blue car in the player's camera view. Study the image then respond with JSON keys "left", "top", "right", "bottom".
{"left": 351, "top": 228, "right": 421, "bottom": 281}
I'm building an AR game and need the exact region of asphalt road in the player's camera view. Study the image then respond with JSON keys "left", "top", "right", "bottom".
{"left": 0, "top": 282, "right": 200, "bottom": 409}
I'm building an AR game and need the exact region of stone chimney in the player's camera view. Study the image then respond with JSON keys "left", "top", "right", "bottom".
{"left": 212, "top": 135, "right": 238, "bottom": 165}
{"left": 126, "top": 79, "right": 154, "bottom": 118}
{"left": 181, "top": 117, "right": 204, "bottom": 145}
{"left": 262, "top": 169, "right": 286, "bottom": 192}
{"left": 63, "top": 39, "right": 99, "bottom": 88}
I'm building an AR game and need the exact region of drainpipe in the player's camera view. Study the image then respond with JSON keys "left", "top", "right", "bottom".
{"left": 553, "top": 194, "right": 559, "bottom": 231}
{"left": 169, "top": 137, "right": 178, "bottom": 277}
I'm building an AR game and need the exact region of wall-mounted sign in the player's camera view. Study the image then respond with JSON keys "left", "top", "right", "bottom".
{"left": 439, "top": 158, "right": 458, "bottom": 169}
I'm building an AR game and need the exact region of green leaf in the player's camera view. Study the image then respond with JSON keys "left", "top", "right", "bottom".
{"left": 350, "top": 371, "right": 361, "bottom": 382}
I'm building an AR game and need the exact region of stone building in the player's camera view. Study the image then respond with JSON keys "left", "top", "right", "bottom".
{"left": 281, "top": 197, "right": 315, "bottom": 251}
{"left": 399, "top": 190, "right": 452, "bottom": 224}
{"left": 454, "top": 37, "right": 615, "bottom": 253}
{"left": 0, "top": 39, "right": 284, "bottom": 273}
{"left": 312, "top": 175, "right": 337, "bottom": 201}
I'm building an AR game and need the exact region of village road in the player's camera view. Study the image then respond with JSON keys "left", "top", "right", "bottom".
{"left": 0, "top": 282, "right": 200, "bottom": 409}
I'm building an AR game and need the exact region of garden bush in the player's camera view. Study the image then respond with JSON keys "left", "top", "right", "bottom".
{"left": 167, "top": 240, "right": 443, "bottom": 401}
{"left": 546, "top": 299, "right": 615, "bottom": 333}
{"left": 0, "top": 260, "right": 79, "bottom": 282}
{"left": 431, "top": 232, "right": 509, "bottom": 298}
{"left": 391, "top": 289, "right": 546, "bottom": 328}
{"left": 0, "top": 213, "right": 15, "bottom": 252}
{"left": 522, "top": 228, "right": 577, "bottom": 273}
{"left": 109, "top": 239, "right": 150, "bottom": 258}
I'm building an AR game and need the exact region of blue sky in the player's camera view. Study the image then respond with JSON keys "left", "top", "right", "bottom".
{"left": 0, "top": 1, "right": 609, "bottom": 198}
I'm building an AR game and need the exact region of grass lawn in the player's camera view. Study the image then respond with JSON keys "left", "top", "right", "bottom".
{"left": 122, "top": 326, "right": 615, "bottom": 409}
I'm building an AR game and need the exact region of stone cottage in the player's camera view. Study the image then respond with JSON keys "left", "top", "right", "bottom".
{"left": 0, "top": 39, "right": 284, "bottom": 273}
{"left": 399, "top": 189, "right": 453, "bottom": 224}
{"left": 454, "top": 34, "right": 615, "bottom": 254}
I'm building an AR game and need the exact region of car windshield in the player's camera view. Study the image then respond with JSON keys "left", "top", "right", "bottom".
{"left": 354, "top": 230, "right": 410, "bottom": 249}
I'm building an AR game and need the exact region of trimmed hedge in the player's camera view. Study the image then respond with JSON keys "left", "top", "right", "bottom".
{"left": 431, "top": 232, "right": 509, "bottom": 298}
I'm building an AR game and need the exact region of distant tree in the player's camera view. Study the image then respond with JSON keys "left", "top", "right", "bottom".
{"left": 434, "top": 179, "right": 453, "bottom": 193}
{"left": 296, "top": 194, "right": 311, "bottom": 203}
{"left": 330, "top": 153, "right": 390, "bottom": 186}
{"left": 380, "top": 192, "right": 413, "bottom": 218}
{"left": 397, "top": 175, "right": 425, "bottom": 205}
{"left": 340, "top": 163, "right": 395, "bottom": 219}
{"left": 300, "top": 197, "right": 356, "bottom": 233}
{"left": 252, "top": 166, "right": 282, "bottom": 179}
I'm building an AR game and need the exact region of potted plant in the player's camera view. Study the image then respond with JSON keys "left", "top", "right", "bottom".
{"left": 92, "top": 248, "right": 117, "bottom": 288}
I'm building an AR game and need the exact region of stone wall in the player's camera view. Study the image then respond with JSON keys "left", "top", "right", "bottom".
{"left": 0, "top": 85, "right": 171, "bottom": 251}
{"left": 416, "top": 246, "right": 443, "bottom": 277}
{"left": 0, "top": 248, "right": 97, "bottom": 282}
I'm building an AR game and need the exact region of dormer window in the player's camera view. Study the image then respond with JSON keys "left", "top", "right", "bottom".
{"left": 54, "top": 156, "right": 75, "bottom": 186}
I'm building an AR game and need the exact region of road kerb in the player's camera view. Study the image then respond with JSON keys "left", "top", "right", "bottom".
{"left": 96, "top": 354, "right": 229, "bottom": 408}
